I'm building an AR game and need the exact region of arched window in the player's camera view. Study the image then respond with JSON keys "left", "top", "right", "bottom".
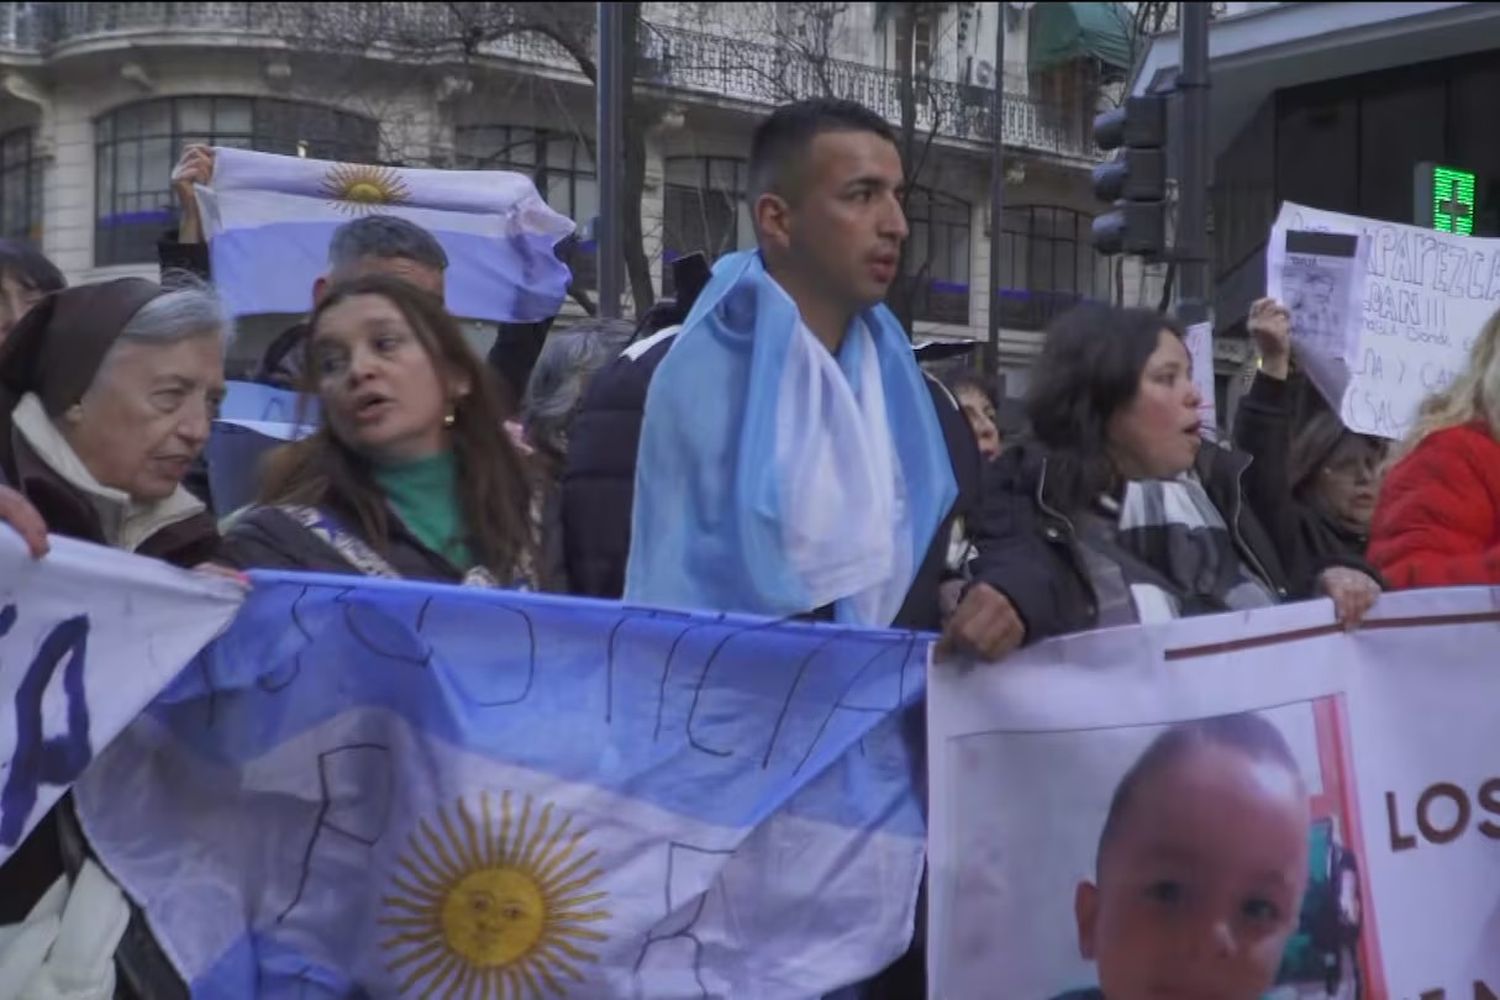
{"left": 454, "top": 125, "right": 597, "bottom": 289}
{"left": 904, "top": 187, "right": 972, "bottom": 325}
{"left": 0, "top": 127, "right": 43, "bottom": 245}
{"left": 996, "top": 205, "right": 1111, "bottom": 330}
{"left": 661, "top": 156, "right": 751, "bottom": 296}
{"left": 95, "top": 97, "right": 379, "bottom": 266}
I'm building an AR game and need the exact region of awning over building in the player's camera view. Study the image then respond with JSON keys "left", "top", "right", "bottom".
{"left": 1029, "top": 2, "right": 1135, "bottom": 73}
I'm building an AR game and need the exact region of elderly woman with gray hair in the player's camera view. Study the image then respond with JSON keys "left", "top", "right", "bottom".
{"left": 0, "top": 278, "right": 228, "bottom": 564}
{"left": 0, "top": 276, "right": 232, "bottom": 998}
{"left": 522, "top": 317, "right": 633, "bottom": 591}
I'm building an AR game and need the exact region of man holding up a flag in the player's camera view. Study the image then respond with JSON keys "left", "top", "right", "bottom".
{"left": 162, "top": 143, "right": 574, "bottom": 390}
{"left": 165, "top": 147, "right": 450, "bottom": 388}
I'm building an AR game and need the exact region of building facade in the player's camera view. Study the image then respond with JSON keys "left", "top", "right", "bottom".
{"left": 0, "top": 1, "right": 1137, "bottom": 390}
{"left": 1132, "top": 1, "right": 1500, "bottom": 333}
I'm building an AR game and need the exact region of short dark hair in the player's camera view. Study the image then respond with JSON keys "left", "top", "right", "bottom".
{"left": 327, "top": 215, "right": 448, "bottom": 273}
{"left": 749, "top": 98, "right": 898, "bottom": 203}
{"left": 1025, "top": 303, "right": 1186, "bottom": 513}
{"left": 943, "top": 370, "right": 996, "bottom": 407}
{"left": 0, "top": 239, "right": 65, "bottom": 294}
{"left": 1096, "top": 712, "right": 1304, "bottom": 874}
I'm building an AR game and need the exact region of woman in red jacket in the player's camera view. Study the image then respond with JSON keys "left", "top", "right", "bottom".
{"left": 1369, "top": 307, "right": 1500, "bottom": 588}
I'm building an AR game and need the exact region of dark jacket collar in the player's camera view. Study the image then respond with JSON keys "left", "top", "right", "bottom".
{"left": 1003, "top": 439, "right": 1256, "bottom": 520}
{"left": 1012, "top": 438, "right": 1289, "bottom": 597}
{"left": 7, "top": 428, "right": 219, "bottom": 568}
{"left": 1193, "top": 439, "right": 1251, "bottom": 516}
{"left": 1002, "top": 437, "right": 1260, "bottom": 530}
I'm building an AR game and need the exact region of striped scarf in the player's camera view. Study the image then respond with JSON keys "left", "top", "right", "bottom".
{"left": 1089, "top": 475, "right": 1276, "bottom": 625}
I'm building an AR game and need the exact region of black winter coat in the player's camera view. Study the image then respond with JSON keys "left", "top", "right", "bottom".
{"left": 561, "top": 327, "right": 984, "bottom": 998}
{"left": 1232, "top": 373, "right": 1378, "bottom": 595}
{"left": 968, "top": 440, "right": 1296, "bottom": 646}
{"left": 217, "top": 504, "right": 474, "bottom": 583}
{"left": 559, "top": 327, "right": 987, "bottom": 632}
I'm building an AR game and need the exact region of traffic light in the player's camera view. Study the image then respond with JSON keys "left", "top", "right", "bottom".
{"left": 1090, "top": 95, "right": 1168, "bottom": 256}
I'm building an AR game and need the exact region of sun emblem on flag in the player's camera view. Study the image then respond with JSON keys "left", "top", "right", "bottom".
{"left": 320, "top": 162, "right": 412, "bottom": 215}
{"left": 378, "top": 791, "right": 610, "bottom": 998}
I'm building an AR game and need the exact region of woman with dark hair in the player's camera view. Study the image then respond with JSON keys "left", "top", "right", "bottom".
{"left": 968, "top": 304, "right": 1379, "bottom": 647}
{"left": 217, "top": 274, "right": 535, "bottom": 585}
{"left": 0, "top": 239, "right": 65, "bottom": 346}
{"left": 1236, "top": 297, "right": 1388, "bottom": 593}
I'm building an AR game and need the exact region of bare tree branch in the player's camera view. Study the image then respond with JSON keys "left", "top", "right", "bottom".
{"left": 271, "top": 1, "right": 988, "bottom": 322}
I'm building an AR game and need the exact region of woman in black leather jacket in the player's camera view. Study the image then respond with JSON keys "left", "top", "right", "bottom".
{"left": 968, "top": 304, "right": 1380, "bottom": 646}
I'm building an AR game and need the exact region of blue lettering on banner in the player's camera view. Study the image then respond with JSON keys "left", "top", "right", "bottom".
{"left": 0, "top": 607, "right": 93, "bottom": 846}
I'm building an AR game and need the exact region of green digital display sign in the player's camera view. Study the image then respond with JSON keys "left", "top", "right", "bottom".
{"left": 1415, "top": 163, "right": 1477, "bottom": 235}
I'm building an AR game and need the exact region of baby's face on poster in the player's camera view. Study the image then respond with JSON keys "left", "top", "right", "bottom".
{"left": 1078, "top": 744, "right": 1310, "bottom": 1000}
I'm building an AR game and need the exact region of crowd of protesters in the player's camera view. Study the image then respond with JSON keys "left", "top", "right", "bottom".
{"left": 0, "top": 95, "right": 1492, "bottom": 997}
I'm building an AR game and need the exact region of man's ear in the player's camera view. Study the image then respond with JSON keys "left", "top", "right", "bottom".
{"left": 1075, "top": 881, "right": 1100, "bottom": 960}
{"left": 753, "top": 191, "right": 792, "bottom": 252}
{"left": 311, "top": 275, "right": 330, "bottom": 307}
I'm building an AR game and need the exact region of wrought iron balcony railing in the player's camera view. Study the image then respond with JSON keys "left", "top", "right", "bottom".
{"left": 1, "top": 2, "right": 1099, "bottom": 160}
{"left": 634, "top": 23, "right": 1093, "bottom": 159}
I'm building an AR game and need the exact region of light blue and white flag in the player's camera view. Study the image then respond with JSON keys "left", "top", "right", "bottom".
{"left": 627, "top": 251, "right": 957, "bottom": 628}
{"left": 206, "top": 382, "right": 317, "bottom": 517}
{"left": 216, "top": 380, "right": 317, "bottom": 437}
{"left": 76, "top": 574, "right": 928, "bottom": 998}
{"left": 0, "top": 530, "right": 244, "bottom": 866}
{"left": 197, "top": 148, "right": 575, "bottom": 324}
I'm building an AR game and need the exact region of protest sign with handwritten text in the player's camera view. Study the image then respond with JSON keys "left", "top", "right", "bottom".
{"left": 1269, "top": 202, "right": 1500, "bottom": 439}
{"left": 0, "top": 530, "right": 242, "bottom": 866}
{"left": 1267, "top": 227, "right": 1368, "bottom": 417}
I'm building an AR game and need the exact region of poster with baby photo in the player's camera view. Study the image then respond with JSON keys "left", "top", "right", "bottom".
{"left": 931, "top": 701, "right": 1373, "bottom": 1000}
{"left": 928, "top": 589, "right": 1500, "bottom": 1000}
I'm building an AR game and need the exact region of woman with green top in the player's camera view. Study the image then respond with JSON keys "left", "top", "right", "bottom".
{"left": 218, "top": 274, "right": 535, "bottom": 586}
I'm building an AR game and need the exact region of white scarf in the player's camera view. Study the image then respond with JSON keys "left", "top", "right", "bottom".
{"left": 774, "top": 316, "right": 912, "bottom": 626}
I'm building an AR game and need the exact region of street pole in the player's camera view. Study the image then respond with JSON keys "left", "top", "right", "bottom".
{"left": 1175, "top": 1, "right": 1210, "bottom": 327}
{"left": 596, "top": 2, "right": 625, "bottom": 318}
{"left": 1177, "top": 2, "right": 1220, "bottom": 429}
{"left": 984, "top": 4, "right": 1005, "bottom": 383}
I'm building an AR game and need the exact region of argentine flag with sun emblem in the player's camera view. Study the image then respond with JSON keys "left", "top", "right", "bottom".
{"left": 195, "top": 147, "right": 576, "bottom": 325}
{"left": 73, "top": 572, "right": 927, "bottom": 999}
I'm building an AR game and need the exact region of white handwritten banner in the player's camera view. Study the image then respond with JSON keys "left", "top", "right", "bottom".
{"left": 74, "top": 572, "right": 927, "bottom": 995}
{"left": 1268, "top": 202, "right": 1500, "bottom": 440}
{"left": 928, "top": 588, "right": 1500, "bottom": 1000}
{"left": 0, "top": 530, "right": 243, "bottom": 866}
